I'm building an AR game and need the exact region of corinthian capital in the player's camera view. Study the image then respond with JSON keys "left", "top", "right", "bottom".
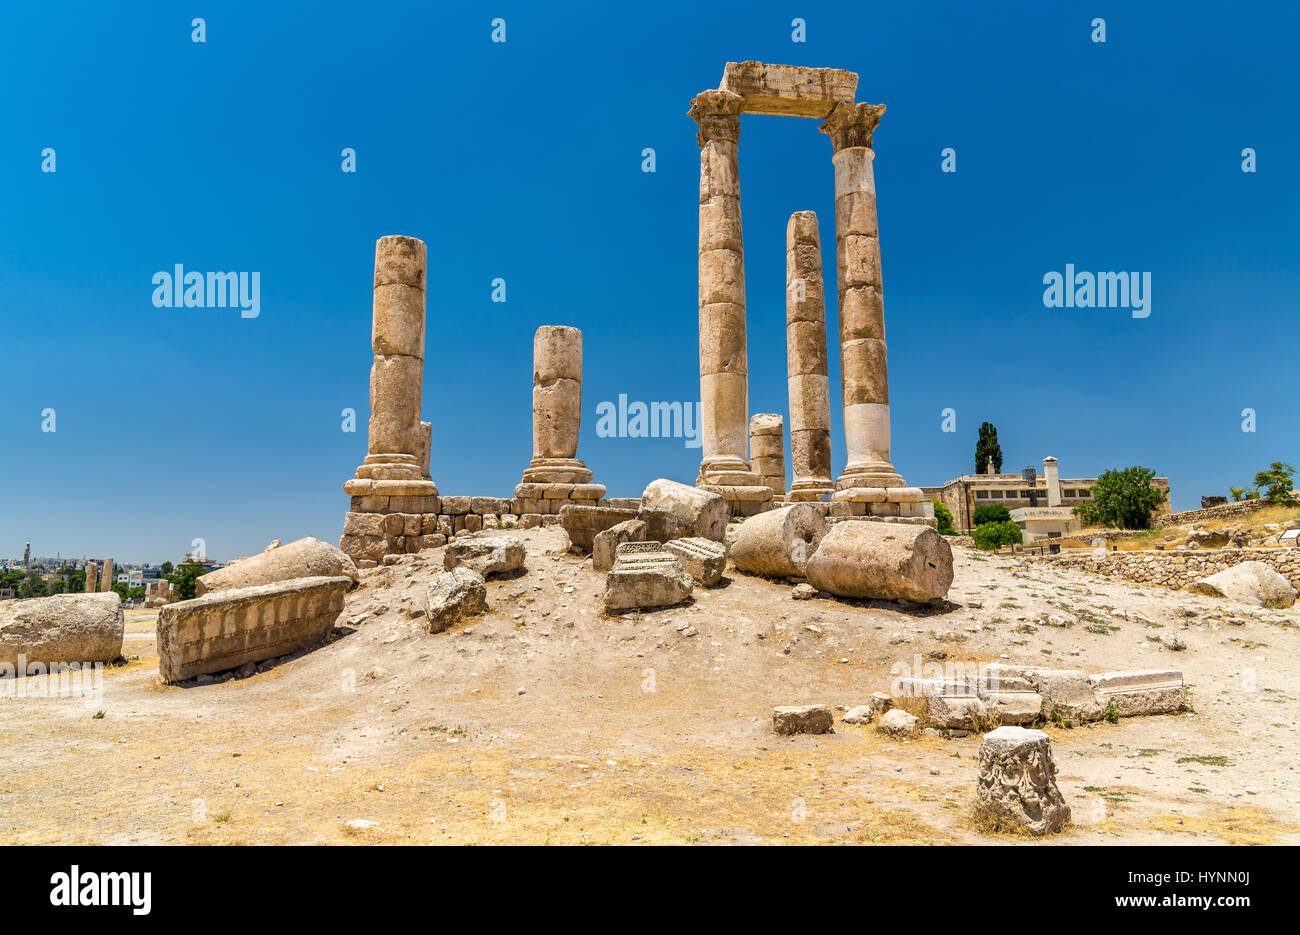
{"left": 688, "top": 89, "right": 743, "bottom": 147}
{"left": 820, "top": 101, "right": 886, "bottom": 151}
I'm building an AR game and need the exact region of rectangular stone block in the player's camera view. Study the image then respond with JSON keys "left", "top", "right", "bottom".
{"left": 421, "top": 514, "right": 440, "bottom": 535}
{"left": 560, "top": 504, "right": 640, "bottom": 551}
{"left": 464, "top": 515, "right": 482, "bottom": 533}
{"left": 343, "top": 512, "right": 386, "bottom": 537}
{"left": 156, "top": 576, "right": 351, "bottom": 683}
{"left": 719, "top": 61, "right": 857, "bottom": 118}
{"left": 350, "top": 495, "right": 390, "bottom": 513}
{"left": 519, "top": 513, "right": 543, "bottom": 528}
{"left": 442, "top": 496, "right": 471, "bottom": 515}
{"left": 1090, "top": 670, "right": 1185, "bottom": 717}
{"left": 339, "top": 534, "right": 386, "bottom": 563}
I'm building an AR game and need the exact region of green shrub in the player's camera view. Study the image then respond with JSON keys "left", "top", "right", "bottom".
{"left": 972, "top": 504, "right": 1011, "bottom": 526}
{"left": 972, "top": 521, "right": 1022, "bottom": 551}
{"left": 931, "top": 501, "right": 955, "bottom": 533}
{"left": 1071, "top": 466, "right": 1167, "bottom": 529}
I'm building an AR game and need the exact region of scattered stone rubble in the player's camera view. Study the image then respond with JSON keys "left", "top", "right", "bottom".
{"left": 603, "top": 542, "right": 694, "bottom": 612}
{"left": 663, "top": 537, "right": 726, "bottom": 587}
{"left": 424, "top": 567, "right": 488, "bottom": 633}
{"left": 442, "top": 536, "right": 525, "bottom": 578}
{"left": 772, "top": 704, "right": 833, "bottom": 735}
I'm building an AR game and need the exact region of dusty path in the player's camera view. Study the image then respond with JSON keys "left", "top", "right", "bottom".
{"left": 2, "top": 526, "right": 1296, "bottom": 845}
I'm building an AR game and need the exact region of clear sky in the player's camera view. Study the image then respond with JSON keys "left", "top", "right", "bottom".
{"left": 2, "top": 0, "right": 1296, "bottom": 564}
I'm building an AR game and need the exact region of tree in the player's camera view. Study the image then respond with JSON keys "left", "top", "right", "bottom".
{"left": 17, "top": 572, "right": 48, "bottom": 599}
{"left": 160, "top": 561, "right": 174, "bottom": 575}
{"left": 972, "top": 521, "right": 1022, "bottom": 551}
{"left": 975, "top": 422, "right": 1003, "bottom": 475}
{"left": 931, "top": 501, "right": 955, "bottom": 534}
{"left": 166, "top": 560, "right": 208, "bottom": 600}
{"left": 1072, "top": 466, "right": 1167, "bottom": 529}
{"left": 972, "top": 503, "right": 1011, "bottom": 526}
{"left": 1253, "top": 462, "right": 1296, "bottom": 505}
{"left": 1229, "top": 487, "right": 1247, "bottom": 502}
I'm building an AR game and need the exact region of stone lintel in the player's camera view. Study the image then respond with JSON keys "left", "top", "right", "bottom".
{"left": 719, "top": 61, "right": 858, "bottom": 118}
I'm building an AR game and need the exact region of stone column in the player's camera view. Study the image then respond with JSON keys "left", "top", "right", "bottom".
{"left": 785, "top": 211, "right": 835, "bottom": 501}
{"left": 340, "top": 235, "right": 441, "bottom": 566}
{"left": 100, "top": 558, "right": 114, "bottom": 592}
{"left": 690, "top": 89, "right": 760, "bottom": 487}
{"left": 519, "top": 326, "right": 602, "bottom": 498}
{"left": 749, "top": 414, "right": 785, "bottom": 497}
{"left": 1044, "top": 456, "right": 1062, "bottom": 507}
{"left": 85, "top": 561, "right": 98, "bottom": 594}
{"left": 360, "top": 235, "right": 429, "bottom": 481}
{"left": 820, "top": 103, "right": 904, "bottom": 493}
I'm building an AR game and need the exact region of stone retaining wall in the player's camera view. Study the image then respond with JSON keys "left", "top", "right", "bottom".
{"left": 1152, "top": 497, "right": 1280, "bottom": 528}
{"left": 1035, "top": 547, "right": 1300, "bottom": 592}
{"left": 157, "top": 576, "right": 351, "bottom": 683}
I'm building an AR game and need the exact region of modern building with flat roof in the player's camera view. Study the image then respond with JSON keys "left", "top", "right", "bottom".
{"left": 921, "top": 456, "right": 1171, "bottom": 536}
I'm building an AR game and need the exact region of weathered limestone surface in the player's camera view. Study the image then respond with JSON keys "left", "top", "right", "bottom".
{"left": 100, "top": 558, "right": 115, "bottom": 593}
{"left": 560, "top": 505, "right": 641, "bottom": 552}
{"left": 443, "top": 536, "right": 525, "bottom": 578}
{"left": 641, "top": 479, "right": 728, "bottom": 542}
{"left": 819, "top": 102, "right": 905, "bottom": 497}
{"left": 785, "top": 211, "right": 835, "bottom": 501}
{"left": 772, "top": 704, "right": 834, "bottom": 735}
{"left": 0, "top": 592, "right": 123, "bottom": 670}
{"left": 719, "top": 61, "right": 858, "bottom": 118}
{"left": 663, "top": 537, "right": 727, "bottom": 587}
{"left": 974, "top": 727, "right": 1071, "bottom": 836}
{"left": 749, "top": 413, "right": 786, "bottom": 497}
{"left": 424, "top": 568, "right": 488, "bottom": 634}
{"left": 197, "top": 537, "right": 359, "bottom": 597}
{"left": 1187, "top": 560, "right": 1297, "bottom": 608}
{"left": 893, "top": 677, "right": 990, "bottom": 730}
{"left": 157, "top": 576, "right": 350, "bottom": 683}
{"left": 593, "top": 520, "right": 646, "bottom": 573}
{"left": 691, "top": 88, "right": 760, "bottom": 488}
{"left": 730, "top": 503, "right": 828, "bottom": 578}
{"left": 339, "top": 235, "right": 438, "bottom": 563}
{"left": 603, "top": 542, "right": 694, "bottom": 612}
{"left": 877, "top": 708, "right": 920, "bottom": 738}
{"left": 84, "top": 562, "right": 98, "bottom": 594}
{"left": 984, "top": 663, "right": 1186, "bottom": 721}
{"left": 805, "top": 521, "right": 953, "bottom": 602}
{"left": 521, "top": 326, "right": 603, "bottom": 497}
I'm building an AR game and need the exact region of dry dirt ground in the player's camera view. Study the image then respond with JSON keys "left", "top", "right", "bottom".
{"left": 3, "top": 525, "right": 1297, "bottom": 845}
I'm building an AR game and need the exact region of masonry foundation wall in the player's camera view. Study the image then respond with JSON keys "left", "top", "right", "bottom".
{"left": 1036, "top": 548, "right": 1300, "bottom": 591}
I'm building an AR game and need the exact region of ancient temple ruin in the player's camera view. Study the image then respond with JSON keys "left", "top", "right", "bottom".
{"left": 689, "top": 62, "right": 931, "bottom": 519}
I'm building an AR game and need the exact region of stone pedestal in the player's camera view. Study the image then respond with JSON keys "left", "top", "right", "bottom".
{"left": 517, "top": 326, "right": 603, "bottom": 503}
{"left": 749, "top": 414, "right": 785, "bottom": 498}
{"left": 340, "top": 236, "right": 440, "bottom": 563}
{"left": 784, "top": 211, "right": 835, "bottom": 501}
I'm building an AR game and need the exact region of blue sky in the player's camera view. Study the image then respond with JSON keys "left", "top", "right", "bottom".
{"left": 2, "top": 0, "right": 1296, "bottom": 563}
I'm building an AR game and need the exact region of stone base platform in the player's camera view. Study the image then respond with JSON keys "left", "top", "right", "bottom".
{"left": 831, "top": 485, "right": 934, "bottom": 519}
{"left": 698, "top": 484, "right": 775, "bottom": 518}
{"left": 521, "top": 457, "right": 594, "bottom": 485}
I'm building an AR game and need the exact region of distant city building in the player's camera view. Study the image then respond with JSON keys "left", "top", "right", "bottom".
{"left": 922, "top": 456, "right": 1171, "bottom": 537}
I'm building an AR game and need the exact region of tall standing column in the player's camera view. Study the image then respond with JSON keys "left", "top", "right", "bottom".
{"left": 100, "top": 557, "right": 114, "bottom": 592}
{"left": 362, "top": 235, "right": 428, "bottom": 480}
{"left": 785, "top": 210, "right": 835, "bottom": 500}
{"left": 518, "top": 326, "right": 602, "bottom": 500}
{"left": 690, "top": 89, "right": 760, "bottom": 487}
{"left": 85, "top": 561, "right": 98, "bottom": 594}
{"left": 340, "top": 235, "right": 440, "bottom": 565}
{"left": 820, "top": 102, "right": 905, "bottom": 494}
